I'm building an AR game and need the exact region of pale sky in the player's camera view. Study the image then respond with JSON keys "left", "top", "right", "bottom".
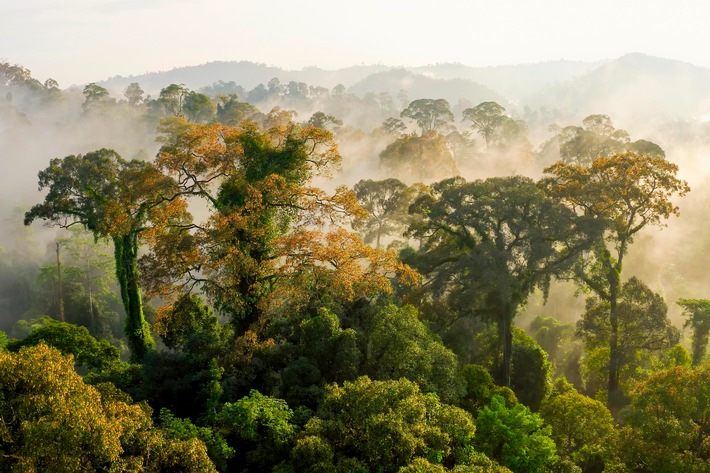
{"left": 3, "top": 0, "right": 710, "bottom": 87}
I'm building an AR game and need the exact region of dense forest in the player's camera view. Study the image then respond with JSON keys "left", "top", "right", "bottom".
{"left": 2, "top": 58, "right": 710, "bottom": 472}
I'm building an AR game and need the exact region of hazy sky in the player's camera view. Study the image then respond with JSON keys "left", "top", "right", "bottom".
{"left": 3, "top": 0, "right": 710, "bottom": 87}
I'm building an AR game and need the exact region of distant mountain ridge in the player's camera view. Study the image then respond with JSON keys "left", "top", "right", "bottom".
{"left": 347, "top": 69, "right": 507, "bottom": 109}
{"left": 100, "top": 61, "right": 393, "bottom": 95}
{"left": 97, "top": 54, "right": 710, "bottom": 126}
{"left": 527, "top": 53, "right": 710, "bottom": 126}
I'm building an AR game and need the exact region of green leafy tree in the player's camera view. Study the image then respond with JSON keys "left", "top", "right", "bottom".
{"left": 352, "top": 178, "right": 413, "bottom": 248}
{"left": 540, "top": 381, "right": 619, "bottom": 473}
{"left": 551, "top": 114, "right": 665, "bottom": 166}
{"left": 159, "top": 408, "right": 234, "bottom": 472}
{"left": 216, "top": 390, "right": 298, "bottom": 471}
{"left": 158, "top": 83, "right": 190, "bottom": 117}
{"left": 296, "top": 377, "right": 480, "bottom": 472}
{"left": 529, "top": 315, "right": 583, "bottom": 389}
{"left": 25, "top": 148, "right": 190, "bottom": 361}
{"left": 123, "top": 82, "right": 144, "bottom": 106}
{"left": 361, "top": 304, "right": 464, "bottom": 404}
{"left": 7, "top": 317, "right": 120, "bottom": 371}
{"left": 216, "top": 94, "right": 262, "bottom": 125}
{"left": 577, "top": 277, "right": 679, "bottom": 400}
{"left": 307, "top": 111, "right": 343, "bottom": 131}
{"left": 400, "top": 98, "right": 454, "bottom": 134}
{"left": 153, "top": 292, "right": 222, "bottom": 351}
{"left": 406, "top": 176, "right": 597, "bottom": 386}
{"left": 462, "top": 101, "right": 506, "bottom": 148}
{"left": 184, "top": 90, "right": 216, "bottom": 123}
{"left": 82, "top": 82, "right": 112, "bottom": 112}
{"left": 58, "top": 227, "right": 121, "bottom": 337}
{"left": 677, "top": 298, "right": 710, "bottom": 365}
{"left": 459, "top": 364, "right": 517, "bottom": 416}
{"left": 474, "top": 395, "right": 558, "bottom": 473}
{"left": 510, "top": 328, "right": 552, "bottom": 411}
{"left": 377, "top": 117, "right": 408, "bottom": 137}
{"left": 280, "top": 308, "right": 361, "bottom": 407}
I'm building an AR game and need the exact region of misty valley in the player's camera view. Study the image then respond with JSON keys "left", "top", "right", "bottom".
{"left": 2, "top": 56, "right": 710, "bottom": 472}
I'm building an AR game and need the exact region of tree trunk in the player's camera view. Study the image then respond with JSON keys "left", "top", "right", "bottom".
{"left": 114, "top": 233, "right": 154, "bottom": 361}
{"left": 499, "top": 305, "right": 514, "bottom": 387}
{"left": 56, "top": 241, "right": 64, "bottom": 322}
{"left": 607, "top": 265, "right": 622, "bottom": 409}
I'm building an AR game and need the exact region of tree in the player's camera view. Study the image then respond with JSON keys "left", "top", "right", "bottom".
{"left": 620, "top": 364, "right": 710, "bottom": 471}
{"left": 530, "top": 316, "right": 583, "bottom": 388}
{"left": 540, "top": 381, "right": 619, "bottom": 473}
{"left": 147, "top": 119, "right": 413, "bottom": 332}
{"left": 677, "top": 298, "right": 710, "bottom": 366}
{"left": 153, "top": 292, "right": 221, "bottom": 351}
{"left": 542, "top": 152, "right": 689, "bottom": 406}
{"left": 376, "top": 117, "right": 408, "bottom": 137}
{"left": 216, "top": 390, "right": 298, "bottom": 471}
{"left": 295, "top": 377, "right": 480, "bottom": 472}
{"left": 82, "top": 82, "right": 112, "bottom": 112}
{"left": 360, "top": 304, "right": 464, "bottom": 404}
{"left": 473, "top": 395, "right": 558, "bottom": 473}
{"left": 57, "top": 227, "right": 120, "bottom": 337}
{"left": 216, "top": 94, "right": 262, "bottom": 126}
{"left": 547, "top": 114, "right": 665, "bottom": 166}
{"left": 307, "top": 111, "right": 342, "bottom": 131}
{"left": 184, "top": 91, "right": 216, "bottom": 123}
{"left": 379, "top": 132, "right": 459, "bottom": 182}
{"left": 25, "top": 149, "right": 189, "bottom": 361}
{"left": 0, "top": 344, "right": 217, "bottom": 472}
{"left": 7, "top": 317, "right": 121, "bottom": 371}
{"left": 400, "top": 98, "right": 454, "bottom": 134}
{"left": 352, "top": 178, "right": 413, "bottom": 248}
{"left": 462, "top": 101, "right": 506, "bottom": 148}
{"left": 577, "top": 277, "right": 679, "bottom": 399}
{"left": 510, "top": 328, "right": 552, "bottom": 411}
{"left": 158, "top": 83, "right": 190, "bottom": 117}
{"left": 406, "top": 176, "right": 597, "bottom": 386}
{"left": 123, "top": 82, "right": 144, "bottom": 106}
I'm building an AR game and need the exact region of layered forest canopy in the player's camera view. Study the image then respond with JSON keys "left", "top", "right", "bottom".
{"left": 2, "top": 56, "right": 710, "bottom": 472}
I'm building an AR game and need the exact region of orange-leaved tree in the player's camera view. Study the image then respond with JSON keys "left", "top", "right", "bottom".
{"left": 144, "top": 115, "right": 417, "bottom": 333}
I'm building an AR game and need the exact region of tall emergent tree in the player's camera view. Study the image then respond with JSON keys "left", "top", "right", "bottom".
{"left": 406, "top": 176, "right": 598, "bottom": 386}
{"left": 352, "top": 178, "right": 414, "bottom": 248}
{"left": 25, "top": 148, "right": 189, "bottom": 360}
{"left": 542, "top": 151, "right": 689, "bottom": 406}
{"left": 462, "top": 101, "right": 506, "bottom": 148}
{"left": 400, "top": 98, "right": 454, "bottom": 135}
{"left": 145, "top": 116, "right": 414, "bottom": 333}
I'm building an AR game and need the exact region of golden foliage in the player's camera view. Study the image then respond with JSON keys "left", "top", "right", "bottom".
{"left": 0, "top": 344, "right": 217, "bottom": 472}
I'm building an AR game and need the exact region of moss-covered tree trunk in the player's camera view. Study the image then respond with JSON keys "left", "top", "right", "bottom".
{"left": 114, "top": 233, "right": 154, "bottom": 361}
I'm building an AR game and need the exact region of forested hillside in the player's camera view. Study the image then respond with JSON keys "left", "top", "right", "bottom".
{"left": 2, "top": 58, "right": 710, "bottom": 472}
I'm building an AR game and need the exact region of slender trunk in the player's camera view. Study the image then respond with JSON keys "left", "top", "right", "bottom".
{"left": 607, "top": 287, "right": 620, "bottom": 402}
{"left": 114, "top": 233, "right": 154, "bottom": 362}
{"left": 84, "top": 253, "right": 95, "bottom": 331}
{"left": 606, "top": 246, "right": 623, "bottom": 409}
{"left": 499, "top": 304, "right": 514, "bottom": 387}
{"left": 56, "top": 241, "right": 64, "bottom": 322}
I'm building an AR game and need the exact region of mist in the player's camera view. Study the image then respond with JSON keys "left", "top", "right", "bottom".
{"left": 3, "top": 54, "right": 710, "bottom": 341}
